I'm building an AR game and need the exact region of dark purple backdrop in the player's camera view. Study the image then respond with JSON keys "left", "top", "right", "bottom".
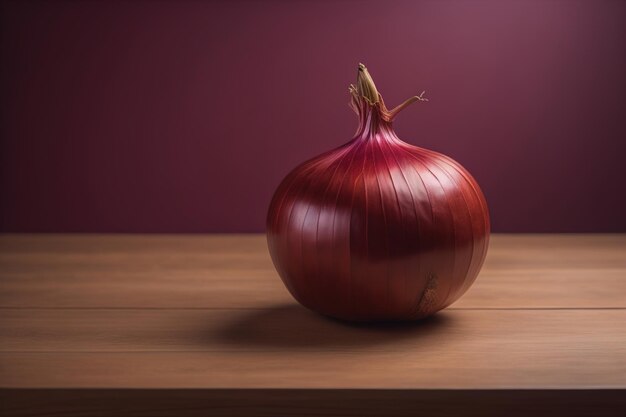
{"left": 1, "top": 0, "right": 625, "bottom": 233}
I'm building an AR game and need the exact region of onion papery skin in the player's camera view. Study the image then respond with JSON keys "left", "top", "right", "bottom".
{"left": 267, "top": 65, "right": 490, "bottom": 322}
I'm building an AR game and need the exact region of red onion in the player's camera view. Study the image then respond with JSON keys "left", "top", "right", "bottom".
{"left": 267, "top": 64, "right": 490, "bottom": 321}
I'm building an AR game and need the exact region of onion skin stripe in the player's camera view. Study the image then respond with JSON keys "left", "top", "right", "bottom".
{"left": 380, "top": 135, "right": 421, "bottom": 317}
{"left": 411, "top": 153, "right": 458, "bottom": 315}
{"left": 393, "top": 144, "right": 438, "bottom": 319}
{"left": 424, "top": 150, "right": 490, "bottom": 300}
{"left": 396, "top": 139, "right": 490, "bottom": 307}
{"left": 390, "top": 143, "right": 460, "bottom": 316}
{"left": 424, "top": 156, "right": 477, "bottom": 308}
{"left": 373, "top": 135, "right": 418, "bottom": 318}
{"left": 388, "top": 138, "right": 433, "bottom": 317}
{"left": 418, "top": 147, "right": 491, "bottom": 292}
{"left": 268, "top": 146, "right": 351, "bottom": 301}
{"left": 327, "top": 138, "right": 366, "bottom": 317}
{"left": 312, "top": 141, "right": 355, "bottom": 312}
{"left": 438, "top": 162, "right": 484, "bottom": 304}
{"left": 267, "top": 64, "right": 489, "bottom": 322}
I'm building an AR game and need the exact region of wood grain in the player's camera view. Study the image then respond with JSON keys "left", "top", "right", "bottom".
{"left": 0, "top": 308, "right": 624, "bottom": 357}
{"left": 0, "top": 234, "right": 625, "bottom": 415}
{"left": 0, "top": 309, "right": 625, "bottom": 389}
{"left": 1, "top": 234, "right": 625, "bottom": 308}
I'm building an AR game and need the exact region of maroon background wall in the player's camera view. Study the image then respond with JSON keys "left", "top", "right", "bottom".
{"left": 1, "top": 0, "right": 625, "bottom": 233}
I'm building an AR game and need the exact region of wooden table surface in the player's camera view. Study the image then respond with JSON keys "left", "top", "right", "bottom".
{"left": 1, "top": 234, "right": 625, "bottom": 416}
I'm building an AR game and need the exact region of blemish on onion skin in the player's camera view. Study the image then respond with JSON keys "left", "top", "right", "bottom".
{"left": 416, "top": 272, "right": 438, "bottom": 316}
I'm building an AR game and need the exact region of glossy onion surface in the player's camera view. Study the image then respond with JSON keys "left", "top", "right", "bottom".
{"left": 267, "top": 65, "right": 490, "bottom": 321}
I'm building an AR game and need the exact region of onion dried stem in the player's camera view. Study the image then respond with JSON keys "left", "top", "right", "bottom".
{"left": 352, "top": 63, "right": 428, "bottom": 122}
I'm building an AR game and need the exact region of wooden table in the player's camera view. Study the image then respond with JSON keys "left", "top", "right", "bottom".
{"left": 1, "top": 234, "right": 625, "bottom": 416}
